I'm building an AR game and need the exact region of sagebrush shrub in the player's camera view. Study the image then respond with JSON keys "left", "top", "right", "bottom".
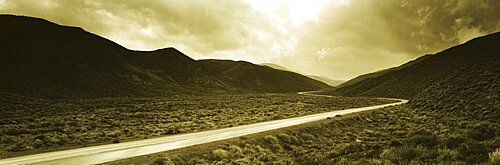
{"left": 380, "top": 145, "right": 435, "bottom": 164}
{"left": 457, "top": 141, "right": 490, "bottom": 164}
{"left": 468, "top": 123, "right": 498, "bottom": 141}
{"left": 152, "top": 157, "right": 174, "bottom": 165}
{"left": 489, "top": 148, "right": 500, "bottom": 164}
{"left": 211, "top": 149, "right": 229, "bottom": 160}
{"left": 406, "top": 130, "right": 440, "bottom": 148}
{"left": 442, "top": 136, "right": 468, "bottom": 149}
{"left": 277, "top": 133, "right": 292, "bottom": 144}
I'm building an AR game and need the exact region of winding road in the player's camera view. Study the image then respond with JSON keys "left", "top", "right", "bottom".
{"left": 0, "top": 93, "right": 408, "bottom": 165}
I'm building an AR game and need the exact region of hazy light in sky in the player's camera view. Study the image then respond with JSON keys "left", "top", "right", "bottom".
{"left": 0, "top": 0, "right": 499, "bottom": 80}
{"left": 245, "top": 0, "right": 346, "bottom": 26}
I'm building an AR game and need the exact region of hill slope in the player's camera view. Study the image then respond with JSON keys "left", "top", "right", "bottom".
{"left": 260, "top": 63, "right": 345, "bottom": 86}
{"left": 0, "top": 15, "right": 330, "bottom": 98}
{"left": 200, "top": 60, "right": 331, "bottom": 92}
{"left": 307, "top": 75, "right": 345, "bottom": 87}
{"left": 332, "top": 32, "right": 500, "bottom": 119}
{"left": 259, "top": 63, "right": 291, "bottom": 71}
{"left": 336, "top": 55, "right": 430, "bottom": 89}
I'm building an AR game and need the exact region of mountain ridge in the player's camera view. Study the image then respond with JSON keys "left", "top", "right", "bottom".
{"left": 331, "top": 31, "right": 500, "bottom": 119}
{"left": 0, "top": 15, "right": 330, "bottom": 98}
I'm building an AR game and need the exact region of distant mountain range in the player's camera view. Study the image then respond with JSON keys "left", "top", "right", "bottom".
{"left": 306, "top": 75, "right": 345, "bottom": 87}
{"left": 259, "top": 63, "right": 345, "bottom": 86}
{"left": 331, "top": 32, "right": 500, "bottom": 120}
{"left": 0, "top": 15, "right": 330, "bottom": 98}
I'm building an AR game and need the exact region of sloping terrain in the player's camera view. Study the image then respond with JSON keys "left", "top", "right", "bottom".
{"left": 333, "top": 54, "right": 432, "bottom": 98}
{"left": 307, "top": 75, "right": 345, "bottom": 87}
{"left": 259, "top": 63, "right": 290, "bottom": 71}
{"left": 336, "top": 55, "right": 430, "bottom": 89}
{"left": 332, "top": 32, "right": 500, "bottom": 119}
{"left": 199, "top": 60, "right": 331, "bottom": 92}
{"left": 260, "top": 63, "right": 345, "bottom": 86}
{"left": 0, "top": 15, "right": 329, "bottom": 98}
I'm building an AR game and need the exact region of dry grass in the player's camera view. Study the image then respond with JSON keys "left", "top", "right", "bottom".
{"left": 0, "top": 93, "right": 392, "bottom": 158}
{"left": 110, "top": 106, "right": 499, "bottom": 165}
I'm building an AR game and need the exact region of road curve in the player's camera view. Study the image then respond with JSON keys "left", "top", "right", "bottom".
{"left": 0, "top": 93, "right": 408, "bottom": 165}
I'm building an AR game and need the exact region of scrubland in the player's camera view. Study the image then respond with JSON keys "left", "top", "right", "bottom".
{"left": 111, "top": 106, "right": 499, "bottom": 165}
{"left": 0, "top": 93, "right": 392, "bottom": 158}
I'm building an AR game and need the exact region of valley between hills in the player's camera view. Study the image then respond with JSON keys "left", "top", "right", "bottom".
{"left": 107, "top": 30, "right": 500, "bottom": 164}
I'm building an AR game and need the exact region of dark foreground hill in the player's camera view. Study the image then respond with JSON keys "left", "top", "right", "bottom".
{"left": 0, "top": 15, "right": 330, "bottom": 98}
{"left": 332, "top": 32, "right": 500, "bottom": 120}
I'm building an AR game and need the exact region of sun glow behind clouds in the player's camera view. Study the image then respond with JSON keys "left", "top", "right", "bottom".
{"left": 245, "top": 0, "right": 347, "bottom": 26}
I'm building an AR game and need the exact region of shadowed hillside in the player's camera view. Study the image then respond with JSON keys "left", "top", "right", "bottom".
{"left": 336, "top": 55, "right": 430, "bottom": 89}
{"left": 200, "top": 60, "right": 331, "bottom": 92}
{"left": 0, "top": 15, "right": 330, "bottom": 98}
{"left": 260, "top": 63, "right": 345, "bottom": 86}
{"left": 332, "top": 32, "right": 500, "bottom": 119}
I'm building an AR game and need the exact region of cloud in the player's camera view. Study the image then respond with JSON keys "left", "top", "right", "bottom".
{"left": 279, "top": 0, "right": 500, "bottom": 79}
{"left": 0, "top": 0, "right": 276, "bottom": 54}
{"left": 1, "top": 0, "right": 499, "bottom": 80}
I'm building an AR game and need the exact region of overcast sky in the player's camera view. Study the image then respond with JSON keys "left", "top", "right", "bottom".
{"left": 1, "top": 0, "right": 499, "bottom": 80}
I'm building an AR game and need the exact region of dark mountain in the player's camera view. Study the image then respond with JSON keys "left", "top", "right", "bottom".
{"left": 332, "top": 32, "right": 500, "bottom": 119}
{"left": 334, "top": 55, "right": 432, "bottom": 96}
{"left": 199, "top": 60, "right": 331, "bottom": 92}
{"left": 336, "top": 55, "right": 430, "bottom": 89}
{"left": 0, "top": 15, "right": 330, "bottom": 98}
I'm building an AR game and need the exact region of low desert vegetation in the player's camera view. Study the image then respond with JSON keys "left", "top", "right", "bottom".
{"left": 0, "top": 92, "right": 393, "bottom": 157}
{"left": 113, "top": 106, "right": 499, "bottom": 165}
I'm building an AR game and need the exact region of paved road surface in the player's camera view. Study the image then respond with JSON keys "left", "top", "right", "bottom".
{"left": 0, "top": 93, "right": 408, "bottom": 165}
